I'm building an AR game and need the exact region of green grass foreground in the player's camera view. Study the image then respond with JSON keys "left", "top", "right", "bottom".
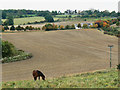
{"left": 2, "top": 68, "right": 118, "bottom": 88}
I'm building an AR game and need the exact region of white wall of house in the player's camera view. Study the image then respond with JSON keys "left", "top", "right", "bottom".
{"left": 75, "top": 23, "right": 93, "bottom": 29}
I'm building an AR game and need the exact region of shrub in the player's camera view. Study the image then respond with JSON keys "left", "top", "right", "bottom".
{"left": 42, "top": 23, "right": 58, "bottom": 31}
{"left": 2, "top": 26, "right": 4, "bottom": 32}
{"left": 116, "top": 22, "right": 120, "bottom": 26}
{"left": 90, "top": 25, "right": 93, "bottom": 28}
{"left": 42, "top": 26, "right": 46, "bottom": 30}
{"left": 10, "top": 25, "right": 15, "bottom": 30}
{"left": 118, "top": 17, "right": 120, "bottom": 21}
{"left": 117, "top": 64, "right": 120, "bottom": 70}
{"left": 59, "top": 25, "right": 64, "bottom": 30}
{"left": 69, "top": 15, "right": 72, "bottom": 18}
{"left": 27, "top": 22, "right": 31, "bottom": 24}
{"left": 83, "top": 24, "right": 88, "bottom": 28}
{"left": 38, "top": 27, "right": 41, "bottom": 30}
{"left": 104, "top": 31, "right": 108, "bottom": 34}
{"left": 16, "top": 25, "right": 24, "bottom": 31}
{"left": 107, "top": 32, "right": 114, "bottom": 35}
{"left": 116, "top": 34, "right": 120, "bottom": 37}
{"left": 2, "top": 41, "right": 17, "bottom": 58}
{"left": 77, "top": 23, "right": 81, "bottom": 28}
{"left": 84, "top": 19, "right": 87, "bottom": 21}
{"left": 95, "top": 20, "right": 110, "bottom": 28}
{"left": 29, "top": 26, "right": 34, "bottom": 30}
{"left": 93, "top": 23, "right": 98, "bottom": 28}
{"left": 2, "top": 40, "right": 33, "bottom": 63}
{"left": 71, "top": 24, "right": 75, "bottom": 29}
{"left": 4, "top": 26, "right": 9, "bottom": 30}
{"left": 52, "top": 24, "right": 58, "bottom": 30}
{"left": 45, "top": 24, "right": 53, "bottom": 31}
{"left": 25, "top": 26, "right": 29, "bottom": 30}
{"left": 65, "top": 25, "right": 71, "bottom": 29}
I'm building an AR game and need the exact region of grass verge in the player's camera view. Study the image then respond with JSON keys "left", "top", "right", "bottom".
{"left": 2, "top": 68, "right": 118, "bottom": 88}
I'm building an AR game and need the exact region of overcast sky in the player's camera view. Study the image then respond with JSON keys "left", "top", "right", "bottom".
{"left": 0, "top": 0, "right": 119, "bottom": 12}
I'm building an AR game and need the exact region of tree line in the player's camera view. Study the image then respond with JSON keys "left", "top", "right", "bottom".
{"left": 2, "top": 25, "right": 41, "bottom": 31}
{"left": 2, "top": 9, "right": 119, "bottom": 19}
{"left": 2, "top": 9, "right": 62, "bottom": 19}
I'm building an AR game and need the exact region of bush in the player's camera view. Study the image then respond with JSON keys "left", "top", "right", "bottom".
{"left": 93, "top": 23, "right": 98, "bottom": 28}
{"left": 38, "top": 27, "right": 41, "bottom": 30}
{"left": 29, "top": 26, "right": 34, "bottom": 30}
{"left": 2, "top": 26, "right": 4, "bottom": 32}
{"left": 83, "top": 24, "right": 88, "bottom": 28}
{"left": 10, "top": 25, "right": 15, "bottom": 30}
{"left": 116, "top": 34, "right": 120, "bottom": 37}
{"left": 65, "top": 25, "right": 71, "bottom": 29}
{"left": 25, "top": 26, "right": 29, "bottom": 30}
{"left": 69, "top": 15, "right": 72, "bottom": 18}
{"left": 77, "top": 23, "right": 81, "bottom": 28}
{"left": 59, "top": 25, "right": 64, "bottom": 30}
{"left": 42, "top": 23, "right": 58, "bottom": 31}
{"left": 4, "top": 26, "right": 9, "bottom": 30}
{"left": 90, "top": 25, "right": 93, "bottom": 28}
{"left": 104, "top": 31, "right": 108, "bottom": 34}
{"left": 64, "top": 25, "right": 76, "bottom": 29}
{"left": 45, "top": 24, "right": 54, "bottom": 31}
{"left": 116, "top": 22, "right": 120, "bottom": 26}
{"left": 16, "top": 25, "right": 24, "bottom": 31}
{"left": 42, "top": 26, "right": 46, "bottom": 30}
{"left": 71, "top": 24, "right": 75, "bottom": 29}
{"left": 52, "top": 24, "right": 58, "bottom": 30}
{"left": 117, "top": 64, "right": 120, "bottom": 70}
{"left": 2, "top": 41, "right": 17, "bottom": 58}
{"left": 84, "top": 19, "right": 87, "bottom": 21}
{"left": 2, "top": 40, "right": 33, "bottom": 63}
{"left": 107, "top": 32, "right": 114, "bottom": 35}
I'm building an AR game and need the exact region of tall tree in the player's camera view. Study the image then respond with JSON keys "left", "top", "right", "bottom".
{"left": 4, "top": 15, "right": 14, "bottom": 25}
{"left": 2, "top": 11, "right": 7, "bottom": 19}
{"left": 44, "top": 15, "right": 54, "bottom": 22}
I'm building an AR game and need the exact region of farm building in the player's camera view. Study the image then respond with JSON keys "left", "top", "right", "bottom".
{"left": 75, "top": 23, "right": 93, "bottom": 29}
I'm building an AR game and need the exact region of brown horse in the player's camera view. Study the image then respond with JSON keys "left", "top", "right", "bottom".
{"left": 32, "top": 70, "right": 45, "bottom": 81}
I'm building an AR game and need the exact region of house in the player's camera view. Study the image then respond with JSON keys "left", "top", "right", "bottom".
{"left": 75, "top": 23, "right": 93, "bottom": 29}
{"left": 81, "top": 23, "right": 93, "bottom": 27}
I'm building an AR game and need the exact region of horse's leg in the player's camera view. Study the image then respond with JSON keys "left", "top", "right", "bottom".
{"left": 34, "top": 77, "right": 37, "bottom": 81}
{"left": 38, "top": 76, "right": 40, "bottom": 80}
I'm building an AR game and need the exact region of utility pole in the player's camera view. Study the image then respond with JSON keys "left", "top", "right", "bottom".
{"left": 108, "top": 45, "right": 114, "bottom": 68}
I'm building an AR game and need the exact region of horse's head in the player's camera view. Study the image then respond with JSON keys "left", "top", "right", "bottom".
{"left": 42, "top": 75, "right": 45, "bottom": 81}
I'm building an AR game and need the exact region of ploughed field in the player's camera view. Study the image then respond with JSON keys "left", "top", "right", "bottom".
{"left": 2, "top": 29, "right": 118, "bottom": 81}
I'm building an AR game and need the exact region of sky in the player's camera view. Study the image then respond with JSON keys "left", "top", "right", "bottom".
{"left": 0, "top": 0, "right": 120, "bottom": 12}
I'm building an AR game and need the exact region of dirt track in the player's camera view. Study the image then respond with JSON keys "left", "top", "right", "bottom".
{"left": 2, "top": 29, "right": 118, "bottom": 82}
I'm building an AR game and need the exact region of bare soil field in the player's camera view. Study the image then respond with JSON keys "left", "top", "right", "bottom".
{"left": 2, "top": 29, "right": 118, "bottom": 82}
